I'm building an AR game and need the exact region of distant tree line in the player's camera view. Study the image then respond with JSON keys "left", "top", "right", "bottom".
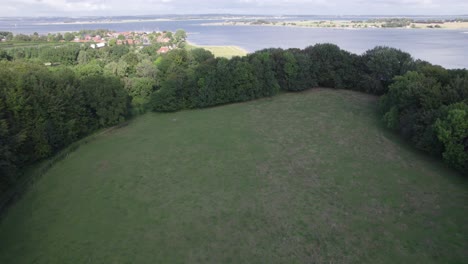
{"left": 367, "top": 18, "right": 414, "bottom": 28}
{"left": 0, "top": 42, "right": 467, "bottom": 197}
{"left": 0, "top": 30, "right": 113, "bottom": 42}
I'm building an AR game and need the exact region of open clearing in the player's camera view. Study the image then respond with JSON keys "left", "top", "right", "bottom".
{"left": 0, "top": 89, "right": 466, "bottom": 263}
{"left": 186, "top": 42, "right": 247, "bottom": 58}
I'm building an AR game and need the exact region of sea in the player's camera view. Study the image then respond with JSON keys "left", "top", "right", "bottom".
{"left": 1, "top": 15, "right": 467, "bottom": 69}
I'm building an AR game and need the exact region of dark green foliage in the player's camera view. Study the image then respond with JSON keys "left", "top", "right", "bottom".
{"left": 74, "top": 60, "right": 103, "bottom": 79}
{"left": 80, "top": 76, "right": 129, "bottom": 127}
{"left": 174, "top": 29, "right": 187, "bottom": 47}
{"left": 0, "top": 61, "right": 130, "bottom": 192}
{"left": 150, "top": 49, "right": 280, "bottom": 111}
{"left": 136, "top": 59, "right": 159, "bottom": 79}
{"left": 13, "top": 34, "right": 32, "bottom": 42}
{"left": 107, "top": 45, "right": 130, "bottom": 62}
{"left": 435, "top": 103, "right": 468, "bottom": 174}
{"left": 150, "top": 86, "right": 181, "bottom": 112}
{"left": 0, "top": 97, "right": 16, "bottom": 191}
{"left": 304, "top": 44, "right": 357, "bottom": 89}
{"left": 361, "top": 46, "right": 414, "bottom": 94}
{"left": 38, "top": 45, "right": 80, "bottom": 65}
{"left": 380, "top": 68, "right": 468, "bottom": 173}
{"left": 0, "top": 50, "right": 12, "bottom": 61}
{"left": 247, "top": 52, "right": 281, "bottom": 96}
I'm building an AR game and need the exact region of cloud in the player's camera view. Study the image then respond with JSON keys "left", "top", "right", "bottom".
{"left": 0, "top": 0, "right": 467, "bottom": 16}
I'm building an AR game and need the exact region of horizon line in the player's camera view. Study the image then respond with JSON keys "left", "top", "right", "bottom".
{"left": 1, "top": 13, "right": 468, "bottom": 18}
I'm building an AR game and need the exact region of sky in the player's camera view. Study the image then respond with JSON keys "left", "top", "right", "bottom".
{"left": 0, "top": 0, "right": 467, "bottom": 17}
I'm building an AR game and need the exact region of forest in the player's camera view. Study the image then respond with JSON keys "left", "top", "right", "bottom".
{"left": 0, "top": 37, "right": 467, "bottom": 197}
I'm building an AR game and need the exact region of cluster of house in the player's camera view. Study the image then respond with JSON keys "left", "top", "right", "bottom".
{"left": 71, "top": 31, "right": 174, "bottom": 53}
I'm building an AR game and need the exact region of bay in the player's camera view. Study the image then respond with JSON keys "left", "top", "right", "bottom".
{"left": 1, "top": 18, "right": 467, "bottom": 69}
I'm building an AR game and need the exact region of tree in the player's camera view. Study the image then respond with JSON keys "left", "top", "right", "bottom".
{"left": 0, "top": 50, "right": 12, "bottom": 61}
{"left": 31, "top": 32, "right": 40, "bottom": 41}
{"left": 80, "top": 76, "right": 129, "bottom": 126}
{"left": 174, "top": 29, "right": 187, "bottom": 47}
{"left": 362, "top": 46, "right": 414, "bottom": 94}
{"left": 165, "top": 31, "right": 173, "bottom": 39}
{"left": 435, "top": 103, "right": 468, "bottom": 174}
{"left": 74, "top": 60, "right": 103, "bottom": 79}
{"left": 104, "top": 61, "right": 129, "bottom": 78}
{"left": 304, "top": 43, "right": 354, "bottom": 89}
{"left": 108, "top": 38, "right": 117, "bottom": 47}
{"left": 127, "top": 77, "right": 155, "bottom": 98}
{"left": 174, "top": 29, "right": 187, "bottom": 42}
{"left": 108, "top": 45, "right": 129, "bottom": 61}
{"left": 64, "top": 32, "right": 75, "bottom": 42}
{"left": 380, "top": 71, "right": 444, "bottom": 151}
{"left": 121, "top": 52, "right": 139, "bottom": 75}
{"left": 13, "top": 34, "right": 32, "bottom": 42}
{"left": 0, "top": 97, "right": 16, "bottom": 189}
{"left": 55, "top": 33, "right": 64, "bottom": 42}
{"left": 77, "top": 50, "right": 89, "bottom": 64}
{"left": 150, "top": 85, "right": 181, "bottom": 112}
{"left": 136, "top": 59, "right": 159, "bottom": 79}
{"left": 6, "top": 32, "right": 13, "bottom": 41}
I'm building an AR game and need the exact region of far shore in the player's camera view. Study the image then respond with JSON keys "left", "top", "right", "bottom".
{"left": 33, "top": 18, "right": 222, "bottom": 26}
{"left": 202, "top": 20, "right": 468, "bottom": 30}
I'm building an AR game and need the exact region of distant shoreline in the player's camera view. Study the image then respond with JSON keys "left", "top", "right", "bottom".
{"left": 202, "top": 20, "right": 468, "bottom": 30}
{"left": 33, "top": 18, "right": 223, "bottom": 26}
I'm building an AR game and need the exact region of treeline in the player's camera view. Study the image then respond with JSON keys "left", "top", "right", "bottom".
{"left": 0, "top": 30, "right": 112, "bottom": 42}
{"left": 380, "top": 65, "right": 468, "bottom": 173}
{"left": 367, "top": 18, "right": 413, "bottom": 27}
{"left": 0, "top": 42, "right": 467, "bottom": 197}
{"left": 148, "top": 44, "right": 467, "bottom": 174}
{"left": 0, "top": 62, "right": 129, "bottom": 193}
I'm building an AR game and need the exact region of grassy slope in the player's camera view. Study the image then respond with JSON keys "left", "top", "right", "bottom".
{"left": 0, "top": 89, "right": 466, "bottom": 263}
{"left": 186, "top": 42, "right": 247, "bottom": 58}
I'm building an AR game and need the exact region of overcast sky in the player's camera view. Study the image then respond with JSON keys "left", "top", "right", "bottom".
{"left": 1, "top": 0, "right": 467, "bottom": 17}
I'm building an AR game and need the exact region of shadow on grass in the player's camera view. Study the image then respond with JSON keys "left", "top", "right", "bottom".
{"left": 0, "top": 121, "right": 130, "bottom": 220}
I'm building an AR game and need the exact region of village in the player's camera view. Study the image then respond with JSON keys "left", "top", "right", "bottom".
{"left": 0, "top": 29, "right": 186, "bottom": 54}
{"left": 71, "top": 30, "right": 182, "bottom": 54}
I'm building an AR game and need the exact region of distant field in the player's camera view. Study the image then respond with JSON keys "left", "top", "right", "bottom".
{"left": 0, "top": 89, "right": 466, "bottom": 263}
{"left": 412, "top": 21, "right": 468, "bottom": 29}
{"left": 186, "top": 42, "right": 247, "bottom": 58}
{"left": 0, "top": 41, "right": 78, "bottom": 49}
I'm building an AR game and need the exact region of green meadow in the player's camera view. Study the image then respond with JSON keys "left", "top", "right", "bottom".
{"left": 186, "top": 43, "right": 248, "bottom": 58}
{"left": 0, "top": 89, "right": 466, "bottom": 263}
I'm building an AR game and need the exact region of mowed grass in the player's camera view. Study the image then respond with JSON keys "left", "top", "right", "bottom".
{"left": 200, "top": 46, "right": 248, "bottom": 58}
{"left": 186, "top": 43, "right": 248, "bottom": 58}
{"left": 0, "top": 89, "right": 467, "bottom": 263}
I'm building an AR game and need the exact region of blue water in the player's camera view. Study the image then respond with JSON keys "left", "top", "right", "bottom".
{"left": 1, "top": 18, "right": 467, "bottom": 69}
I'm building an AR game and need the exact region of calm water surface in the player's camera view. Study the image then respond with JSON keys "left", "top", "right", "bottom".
{"left": 1, "top": 19, "right": 467, "bottom": 68}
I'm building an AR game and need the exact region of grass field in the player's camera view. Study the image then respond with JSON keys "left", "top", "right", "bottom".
{"left": 0, "top": 89, "right": 467, "bottom": 263}
{"left": 186, "top": 42, "right": 248, "bottom": 58}
{"left": 0, "top": 41, "right": 79, "bottom": 50}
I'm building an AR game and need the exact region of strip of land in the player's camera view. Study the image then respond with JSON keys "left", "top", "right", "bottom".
{"left": 204, "top": 20, "right": 468, "bottom": 30}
